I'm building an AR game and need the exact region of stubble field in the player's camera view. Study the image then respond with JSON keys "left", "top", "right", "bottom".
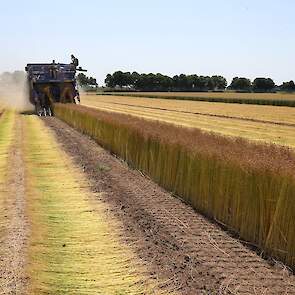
{"left": 99, "top": 91, "right": 295, "bottom": 107}
{"left": 102, "top": 91, "right": 295, "bottom": 101}
{"left": 82, "top": 94, "right": 295, "bottom": 147}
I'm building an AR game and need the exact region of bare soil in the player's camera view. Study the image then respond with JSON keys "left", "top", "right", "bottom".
{"left": 0, "top": 116, "right": 29, "bottom": 294}
{"left": 44, "top": 117, "right": 295, "bottom": 295}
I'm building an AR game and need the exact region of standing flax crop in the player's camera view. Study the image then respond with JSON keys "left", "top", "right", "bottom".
{"left": 54, "top": 104, "right": 295, "bottom": 271}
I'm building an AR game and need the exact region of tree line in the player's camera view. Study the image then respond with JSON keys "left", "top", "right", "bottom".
{"left": 105, "top": 72, "right": 227, "bottom": 91}
{"left": 77, "top": 73, "right": 98, "bottom": 88}
{"left": 105, "top": 71, "right": 295, "bottom": 92}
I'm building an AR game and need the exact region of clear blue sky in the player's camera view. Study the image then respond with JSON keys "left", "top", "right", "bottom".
{"left": 0, "top": 0, "right": 294, "bottom": 85}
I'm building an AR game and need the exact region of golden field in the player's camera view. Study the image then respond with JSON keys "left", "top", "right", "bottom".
{"left": 99, "top": 91, "right": 295, "bottom": 106}
{"left": 106, "top": 91, "right": 295, "bottom": 101}
{"left": 82, "top": 94, "right": 295, "bottom": 148}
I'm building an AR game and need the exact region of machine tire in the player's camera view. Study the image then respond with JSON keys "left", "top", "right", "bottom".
{"left": 35, "top": 104, "right": 43, "bottom": 116}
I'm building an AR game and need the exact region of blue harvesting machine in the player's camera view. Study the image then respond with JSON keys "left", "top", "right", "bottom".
{"left": 25, "top": 55, "right": 86, "bottom": 116}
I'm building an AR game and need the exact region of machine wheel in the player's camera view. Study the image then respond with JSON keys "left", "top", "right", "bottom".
{"left": 74, "top": 96, "right": 80, "bottom": 104}
{"left": 47, "top": 107, "right": 52, "bottom": 116}
{"left": 35, "top": 104, "right": 43, "bottom": 116}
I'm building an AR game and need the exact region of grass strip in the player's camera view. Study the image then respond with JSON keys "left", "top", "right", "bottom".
{"left": 54, "top": 103, "right": 295, "bottom": 270}
{"left": 0, "top": 110, "right": 15, "bottom": 206}
{"left": 0, "top": 110, "right": 16, "bottom": 280}
{"left": 23, "top": 115, "right": 161, "bottom": 295}
{"left": 0, "top": 110, "right": 14, "bottom": 183}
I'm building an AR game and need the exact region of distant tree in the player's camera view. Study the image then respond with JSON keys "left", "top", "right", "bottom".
{"left": 172, "top": 75, "right": 180, "bottom": 89}
{"left": 229, "top": 77, "right": 252, "bottom": 91}
{"left": 134, "top": 73, "right": 147, "bottom": 90}
{"left": 211, "top": 75, "right": 227, "bottom": 90}
{"left": 252, "top": 78, "right": 275, "bottom": 92}
{"left": 144, "top": 73, "right": 155, "bottom": 90}
{"left": 207, "top": 78, "right": 215, "bottom": 91}
{"left": 195, "top": 76, "right": 210, "bottom": 91}
{"left": 187, "top": 75, "right": 198, "bottom": 89}
{"left": 88, "top": 77, "right": 98, "bottom": 86}
{"left": 107, "top": 71, "right": 134, "bottom": 88}
{"left": 172, "top": 74, "right": 194, "bottom": 91}
{"left": 112, "top": 71, "right": 125, "bottom": 87}
{"left": 178, "top": 74, "right": 189, "bottom": 90}
{"left": 160, "top": 74, "right": 173, "bottom": 90}
{"left": 280, "top": 80, "right": 295, "bottom": 92}
{"left": 77, "top": 73, "right": 89, "bottom": 87}
{"left": 105, "top": 74, "right": 115, "bottom": 87}
{"left": 122, "top": 72, "right": 133, "bottom": 87}
{"left": 77, "top": 73, "right": 98, "bottom": 87}
{"left": 131, "top": 71, "right": 140, "bottom": 86}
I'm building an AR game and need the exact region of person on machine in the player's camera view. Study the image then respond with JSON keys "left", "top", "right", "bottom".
{"left": 71, "top": 55, "right": 79, "bottom": 68}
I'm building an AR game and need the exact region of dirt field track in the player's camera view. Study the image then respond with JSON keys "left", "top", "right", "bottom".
{"left": 82, "top": 94, "right": 295, "bottom": 147}
{"left": 1, "top": 110, "right": 295, "bottom": 294}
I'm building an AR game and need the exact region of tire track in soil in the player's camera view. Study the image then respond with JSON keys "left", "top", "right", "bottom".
{"left": 44, "top": 116, "right": 295, "bottom": 295}
{"left": 0, "top": 113, "right": 29, "bottom": 294}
